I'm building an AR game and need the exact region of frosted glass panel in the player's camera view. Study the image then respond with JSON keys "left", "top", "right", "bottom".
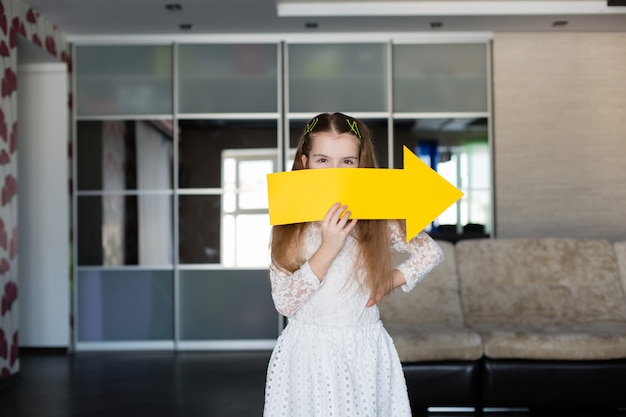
{"left": 179, "top": 195, "right": 221, "bottom": 264}
{"left": 288, "top": 43, "right": 387, "bottom": 113}
{"left": 77, "top": 195, "right": 174, "bottom": 266}
{"left": 393, "top": 43, "right": 488, "bottom": 112}
{"left": 76, "top": 45, "right": 173, "bottom": 115}
{"left": 393, "top": 118, "right": 491, "bottom": 233}
{"left": 179, "top": 270, "right": 278, "bottom": 340}
{"left": 178, "top": 44, "right": 278, "bottom": 113}
{"left": 77, "top": 120, "right": 174, "bottom": 191}
{"left": 393, "top": 118, "right": 488, "bottom": 167}
{"left": 178, "top": 119, "right": 277, "bottom": 188}
{"left": 77, "top": 270, "right": 174, "bottom": 341}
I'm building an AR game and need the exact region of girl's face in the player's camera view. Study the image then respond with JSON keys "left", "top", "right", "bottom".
{"left": 301, "top": 132, "right": 360, "bottom": 169}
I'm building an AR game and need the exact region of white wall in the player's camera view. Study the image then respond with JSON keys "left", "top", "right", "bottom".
{"left": 17, "top": 62, "right": 70, "bottom": 347}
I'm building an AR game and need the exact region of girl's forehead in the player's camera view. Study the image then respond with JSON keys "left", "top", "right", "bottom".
{"left": 310, "top": 132, "right": 360, "bottom": 149}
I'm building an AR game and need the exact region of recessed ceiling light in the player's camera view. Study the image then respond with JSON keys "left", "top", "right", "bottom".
{"left": 277, "top": 1, "right": 626, "bottom": 16}
{"left": 430, "top": 21, "right": 443, "bottom": 29}
{"left": 179, "top": 23, "right": 193, "bottom": 30}
{"left": 552, "top": 20, "right": 568, "bottom": 27}
{"left": 165, "top": 4, "right": 182, "bottom": 12}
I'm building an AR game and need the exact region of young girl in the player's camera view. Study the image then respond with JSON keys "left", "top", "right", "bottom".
{"left": 264, "top": 112, "right": 443, "bottom": 417}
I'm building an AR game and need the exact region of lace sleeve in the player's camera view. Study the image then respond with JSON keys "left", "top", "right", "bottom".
{"left": 269, "top": 261, "right": 320, "bottom": 317}
{"left": 390, "top": 223, "right": 443, "bottom": 292}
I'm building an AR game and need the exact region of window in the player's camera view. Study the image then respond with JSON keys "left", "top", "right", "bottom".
{"left": 222, "top": 150, "right": 276, "bottom": 267}
{"left": 437, "top": 140, "right": 491, "bottom": 232}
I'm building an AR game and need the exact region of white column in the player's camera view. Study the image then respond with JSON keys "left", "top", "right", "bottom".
{"left": 17, "top": 62, "right": 69, "bottom": 347}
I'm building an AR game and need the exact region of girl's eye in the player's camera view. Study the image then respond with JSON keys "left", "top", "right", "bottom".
{"left": 344, "top": 159, "right": 354, "bottom": 165}
{"left": 317, "top": 158, "right": 327, "bottom": 163}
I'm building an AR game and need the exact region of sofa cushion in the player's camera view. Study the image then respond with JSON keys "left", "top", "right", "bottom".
{"left": 456, "top": 238, "right": 626, "bottom": 326}
{"left": 478, "top": 322, "right": 626, "bottom": 360}
{"left": 380, "top": 240, "right": 483, "bottom": 361}
{"left": 380, "top": 240, "right": 463, "bottom": 325}
{"left": 385, "top": 322, "right": 483, "bottom": 361}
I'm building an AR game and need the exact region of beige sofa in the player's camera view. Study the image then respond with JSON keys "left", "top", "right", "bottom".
{"left": 380, "top": 237, "right": 626, "bottom": 412}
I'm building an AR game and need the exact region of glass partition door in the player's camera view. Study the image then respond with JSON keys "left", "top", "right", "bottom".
{"left": 75, "top": 118, "right": 175, "bottom": 346}
{"left": 73, "top": 39, "right": 492, "bottom": 350}
{"left": 176, "top": 119, "right": 279, "bottom": 348}
{"left": 392, "top": 41, "right": 492, "bottom": 240}
{"left": 74, "top": 43, "right": 281, "bottom": 350}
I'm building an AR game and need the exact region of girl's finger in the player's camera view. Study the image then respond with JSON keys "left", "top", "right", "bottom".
{"left": 337, "top": 209, "right": 351, "bottom": 226}
{"left": 330, "top": 205, "right": 348, "bottom": 226}
{"left": 345, "top": 217, "right": 358, "bottom": 233}
{"left": 323, "top": 202, "right": 341, "bottom": 225}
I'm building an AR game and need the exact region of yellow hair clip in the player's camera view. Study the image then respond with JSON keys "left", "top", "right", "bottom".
{"left": 346, "top": 119, "right": 361, "bottom": 139}
{"left": 304, "top": 118, "right": 319, "bottom": 135}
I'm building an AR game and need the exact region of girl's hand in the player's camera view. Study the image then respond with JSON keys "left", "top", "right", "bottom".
{"left": 320, "top": 202, "right": 358, "bottom": 258}
{"left": 308, "top": 202, "right": 358, "bottom": 281}
{"left": 366, "top": 292, "right": 385, "bottom": 308}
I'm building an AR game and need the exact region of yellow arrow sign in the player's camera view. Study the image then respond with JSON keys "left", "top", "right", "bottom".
{"left": 267, "top": 146, "right": 463, "bottom": 241}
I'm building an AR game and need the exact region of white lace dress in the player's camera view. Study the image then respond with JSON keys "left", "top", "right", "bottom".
{"left": 264, "top": 222, "right": 443, "bottom": 417}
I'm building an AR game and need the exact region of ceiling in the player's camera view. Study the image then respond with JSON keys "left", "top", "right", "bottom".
{"left": 24, "top": 0, "right": 626, "bottom": 41}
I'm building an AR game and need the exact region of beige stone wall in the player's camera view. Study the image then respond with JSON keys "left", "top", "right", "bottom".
{"left": 492, "top": 33, "right": 626, "bottom": 240}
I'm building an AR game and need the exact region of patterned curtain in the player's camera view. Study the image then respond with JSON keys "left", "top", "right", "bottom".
{"left": 0, "top": 0, "right": 69, "bottom": 382}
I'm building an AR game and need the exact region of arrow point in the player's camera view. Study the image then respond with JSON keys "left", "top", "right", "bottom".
{"left": 405, "top": 218, "right": 426, "bottom": 242}
{"left": 402, "top": 146, "right": 464, "bottom": 241}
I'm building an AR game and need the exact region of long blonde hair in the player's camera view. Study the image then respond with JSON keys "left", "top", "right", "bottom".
{"left": 270, "top": 112, "right": 403, "bottom": 297}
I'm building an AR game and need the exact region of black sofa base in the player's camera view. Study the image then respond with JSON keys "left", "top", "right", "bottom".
{"left": 403, "top": 358, "right": 626, "bottom": 412}
{"left": 403, "top": 361, "right": 481, "bottom": 412}
{"left": 482, "top": 358, "right": 626, "bottom": 410}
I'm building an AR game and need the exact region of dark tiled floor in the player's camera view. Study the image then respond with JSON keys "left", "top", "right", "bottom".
{"left": 0, "top": 350, "right": 271, "bottom": 417}
{"left": 1, "top": 351, "right": 626, "bottom": 417}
